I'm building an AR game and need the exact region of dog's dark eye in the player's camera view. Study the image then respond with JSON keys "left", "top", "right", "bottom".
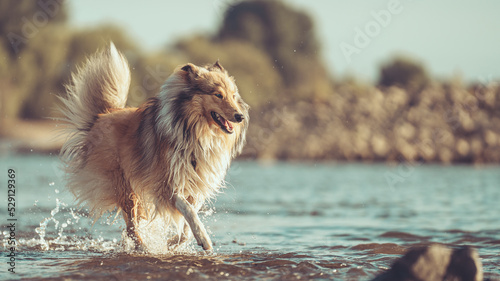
{"left": 215, "top": 93, "right": 223, "bottom": 99}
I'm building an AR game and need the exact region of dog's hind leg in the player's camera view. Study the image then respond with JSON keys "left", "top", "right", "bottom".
{"left": 167, "top": 221, "right": 190, "bottom": 250}
{"left": 121, "top": 193, "right": 144, "bottom": 250}
{"left": 173, "top": 194, "right": 213, "bottom": 251}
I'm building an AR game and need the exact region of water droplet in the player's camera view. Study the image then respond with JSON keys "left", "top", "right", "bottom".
{"left": 55, "top": 189, "right": 59, "bottom": 194}
{"left": 49, "top": 182, "right": 55, "bottom": 186}
{"left": 293, "top": 49, "right": 296, "bottom": 52}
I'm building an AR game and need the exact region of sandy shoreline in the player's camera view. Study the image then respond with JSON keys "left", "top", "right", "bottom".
{"left": 0, "top": 119, "right": 65, "bottom": 154}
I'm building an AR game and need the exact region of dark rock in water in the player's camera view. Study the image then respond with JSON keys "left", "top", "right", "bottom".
{"left": 372, "top": 244, "right": 483, "bottom": 281}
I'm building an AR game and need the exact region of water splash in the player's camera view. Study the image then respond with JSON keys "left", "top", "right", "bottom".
{"left": 25, "top": 194, "right": 217, "bottom": 255}
{"left": 30, "top": 199, "right": 123, "bottom": 252}
{"left": 35, "top": 198, "right": 67, "bottom": 250}
{"left": 133, "top": 217, "right": 198, "bottom": 255}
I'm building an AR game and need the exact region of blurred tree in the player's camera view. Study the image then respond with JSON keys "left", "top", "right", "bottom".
{"left": 0, "top": 0, "right": 68, "bottom": 119}
{"left": 66, "top": 25, "right": 140, "bottom": 67}
{"left": 18, "top": 25, "right": 71, "bottom": 119}
{"left": 127, "top": 50, "right": 183, "bottom": 107}
{"left": 0, "top": 38, "right": 11, "bottom": 119}
{"left": 378, "top": 56, "right": 430, "bottom": 92}
{"left": 20, "top": 25, "right": 140, "bottom": 119}
{"left": 62, "top": 24, "right": 141, "bottom": 106}
{"left": 217, "top": 0, "right": 332, "bottom": 100}
{"left": 0, "top": 0, "right": 68, "bottom": 57}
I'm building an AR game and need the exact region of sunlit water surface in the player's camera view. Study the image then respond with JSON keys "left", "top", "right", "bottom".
{"left": 1, "top": 155, "right": 499, "bottom": 280}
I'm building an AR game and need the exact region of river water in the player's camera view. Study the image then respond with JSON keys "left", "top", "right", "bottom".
{"left": 1, "top": 155, "right": 499, "bottom": 280}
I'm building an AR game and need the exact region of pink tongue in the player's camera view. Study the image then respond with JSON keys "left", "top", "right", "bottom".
{"left": 224, "top": 119, "right": 233, "bottom": 131}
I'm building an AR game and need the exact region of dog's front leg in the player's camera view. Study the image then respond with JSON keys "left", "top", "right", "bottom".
{"left": 173, "top": 194, "right": 213, "bottom": 251}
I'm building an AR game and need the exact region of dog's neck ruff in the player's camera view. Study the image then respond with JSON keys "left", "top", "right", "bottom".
{"left": 155, "top": 74, "right": 234, "bottom": 203}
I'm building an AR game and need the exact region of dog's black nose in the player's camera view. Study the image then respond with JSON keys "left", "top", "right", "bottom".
{"left": 234, "top": 113, "right": 244, "bottom": 123}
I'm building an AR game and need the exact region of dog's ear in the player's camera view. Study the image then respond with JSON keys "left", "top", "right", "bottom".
{"left": 212, "top": 60, "right": 224, "bottom": 72}
{"left": 181, "top": 63, "right": 199, "bottom": 80}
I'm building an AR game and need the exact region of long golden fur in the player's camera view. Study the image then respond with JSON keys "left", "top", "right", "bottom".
{"left": 59, "top": 43, "right": 249, "bottom": 251}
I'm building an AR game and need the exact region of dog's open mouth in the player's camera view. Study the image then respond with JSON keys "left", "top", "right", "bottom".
{"left": 211, "top": 111, "right": 234, "bottom": 134}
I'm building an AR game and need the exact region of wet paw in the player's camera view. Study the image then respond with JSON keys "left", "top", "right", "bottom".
{"left": 198, "top": 236, "right": 213, "bottom": 251}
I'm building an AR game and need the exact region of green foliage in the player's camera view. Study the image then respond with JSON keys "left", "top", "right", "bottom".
{"left": 0, "top": 39, "right": 13, "bottom": 118}
{"left": 18, "top": 25, "right": 71, "bottom": 118}
{"left": 218, "top": 0, "right": 332, "bottom": 100}
{"left": 219, "top": 0, "right": 318, "bottom": 60}
{"left": 378, "top": 56, "right": 431, "bottom": 91}
{"left": 18, "top": 24, "right": 137, "bottom": 119}
{"left": 127, "top": 51, "right": 183, "bottom": 107}
{"left": 0, "top": 0, "right": 69, "bottom": 118}
{"left": 63, "top": 25, "right": 141, "bottom": 109}
{"left": 66, "top": 25, "right": 139, "bottom": 66}
{"left": 0, "top": 0, "right": 67, "bottom": 57}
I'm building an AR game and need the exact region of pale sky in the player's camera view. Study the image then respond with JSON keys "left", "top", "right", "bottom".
{"left": 69, "top": 0, "right": 500, "bottom": 83}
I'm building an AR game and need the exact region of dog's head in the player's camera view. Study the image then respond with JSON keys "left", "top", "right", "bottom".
{"left": 178, "top": 61, "right": 249, "bottom": 135}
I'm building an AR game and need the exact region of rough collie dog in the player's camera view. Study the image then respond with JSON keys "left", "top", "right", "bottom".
{"left": 59, "top": 43, "right": 249, "bottom": 251}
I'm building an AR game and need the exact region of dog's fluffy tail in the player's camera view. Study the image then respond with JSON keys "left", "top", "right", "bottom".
{"left": 59, "top": 42, "right": 130, "bottom": 161}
